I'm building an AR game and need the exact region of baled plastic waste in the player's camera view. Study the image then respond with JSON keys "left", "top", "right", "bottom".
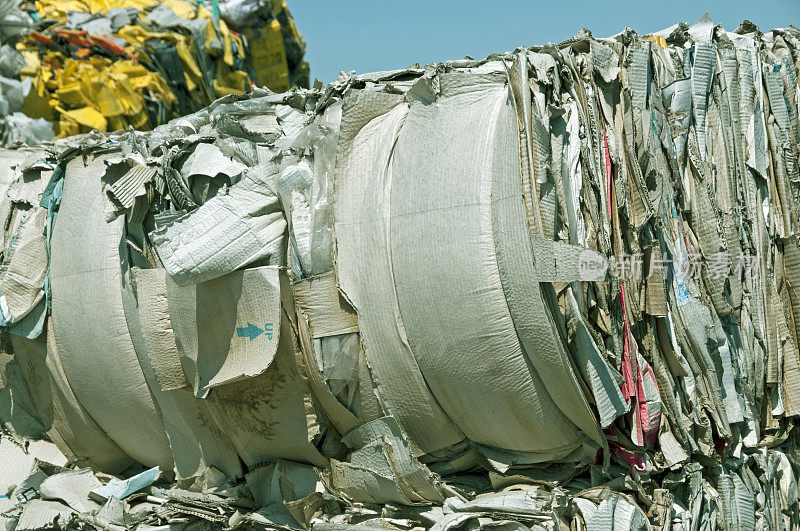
{"left": 0, "top": 14, "right": 799, "bottom": 531}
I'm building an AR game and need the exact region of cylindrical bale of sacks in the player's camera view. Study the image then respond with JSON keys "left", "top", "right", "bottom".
{"left": 49, "top": 154, "right": 175, "bottom": 471}
{"left": 39, "top": 152, "right": 327, "bottom": 478}
{"left": 330, "top": 74, "right": 605, "bottom": 469}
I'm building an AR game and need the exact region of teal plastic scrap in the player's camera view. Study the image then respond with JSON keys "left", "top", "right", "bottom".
{"left": 89, "top": 466, "right": 162, "bottom": 503}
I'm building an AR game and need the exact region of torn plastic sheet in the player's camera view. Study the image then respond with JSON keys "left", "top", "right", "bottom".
{"left": 180, "top": 142, "right": 246, "bottom": 182}
{"left": 89, "top": 466, "right": 162, "bottom": 503}
{"left": 0, "top": 206, "right": 48, "bottom": 326}
{"left": 150, "top": 168, "right": 287, "bottom": 286}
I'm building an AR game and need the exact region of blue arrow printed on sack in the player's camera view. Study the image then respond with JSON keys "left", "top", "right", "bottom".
{"left": 236, "top": 322, "right": 263, "bottom": 341}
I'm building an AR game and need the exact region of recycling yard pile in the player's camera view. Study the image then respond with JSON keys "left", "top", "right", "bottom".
{"left": 1, "top": 13, "right": 800, "bottom": 531}
{"left": 0, "top": 0, "right": 307, "bottom": 145}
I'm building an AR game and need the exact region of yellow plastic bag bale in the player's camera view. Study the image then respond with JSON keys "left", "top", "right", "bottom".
{"left": 244, "top": 19, "right": 289, "bottom": 93}
{"left": 22, "top": 0, "right": 309, "bottom": 134}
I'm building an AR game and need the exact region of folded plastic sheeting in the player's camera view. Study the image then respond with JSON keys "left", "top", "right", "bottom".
{"left": 1, "top": 13, "right": 800, "bottom": 531}
{"left": 0, "top": 0, "right": 308, "bottom": 142}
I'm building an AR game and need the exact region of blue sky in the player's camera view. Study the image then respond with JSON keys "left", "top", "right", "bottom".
{"left": 289, "top": 0, "right": 799, "bottom": 84}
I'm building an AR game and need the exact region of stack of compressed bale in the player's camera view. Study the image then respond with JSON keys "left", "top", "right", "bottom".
{"left": 0, "top": 0, "right": 307, "bottom": 141}
{"left": 0, "top": 14, "right": 799, "bottom": 531}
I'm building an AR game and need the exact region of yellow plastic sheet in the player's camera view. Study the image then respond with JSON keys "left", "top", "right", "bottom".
{"left": 58, "top": 105, "right": 107, "bottom": 131}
